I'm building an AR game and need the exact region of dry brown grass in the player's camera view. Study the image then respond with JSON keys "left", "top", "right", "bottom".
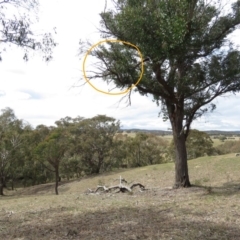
{"left": 123, "top": 132, "right": 239, "bottom": 148}
{"left": 1, "top": 154, "right": 240, "bottom": 239}
{"left": 212, "top": 137, "right": 240, "bottom": 148}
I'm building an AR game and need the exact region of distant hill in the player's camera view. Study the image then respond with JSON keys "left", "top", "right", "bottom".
{"left": 121, "top": 129, "right": 240, "bottom": 136}
{"left": 121, "top": 129, "right": 172, "bottom": 135}
{"left": 203, "top": 130, "right": 240, "bottom": 135}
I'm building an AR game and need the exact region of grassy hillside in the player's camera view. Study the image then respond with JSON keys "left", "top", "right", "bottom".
{"left": 1, "top": 154, "right": 240, "bottom": 239}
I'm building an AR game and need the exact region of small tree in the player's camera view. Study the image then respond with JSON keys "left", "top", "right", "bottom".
{"left": 187, "top": 130, "right": 214, "bottom": 159}
{"left": 219, "top": 135, "right": 227, "bottom": 142}
{"left": 35, "top": 128, "right": 68, "bottom": 195}
{"left": 0, "top": 108, "right": 23, "bottom": 195}
{"left": 122, "top": 133, "right": 165, "bottom": 167}
{"left": 20, "top": 124, "right": 52, "bottom": 187}
{"left": 167, "top": 129, "right": 214, "bottom": 161}
{"left": 72, "top": 115, "right": 120, "bottom": 174}
{"left": 79, "top": 0, "right": 240, "bottom": 187}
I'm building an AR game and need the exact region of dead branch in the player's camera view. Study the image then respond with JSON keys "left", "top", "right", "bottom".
{"left": 86, "top": 176, "right": 145, "bottom": 194}
{"left": 130, "top": 183, "right": 145, "bottom": 190}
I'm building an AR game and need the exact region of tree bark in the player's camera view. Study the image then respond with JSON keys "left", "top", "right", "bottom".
{"left": 95, "top": 154, "right": 104, "bottom": 174}
{"left": 168, "top": 101, "right": 191, "bottom": 188}
{"left": 55, "top": 168, "right": 59, "bottom": 195}
{"left": 172, "top": 131, "right": 191, "bottom": 188}
{"left": 0, "top": 185, "right": 3, "bottom": 195}
{"left": 11, "top": 179, "right": 14, "bottom": 190}
{"left": 0, "top": 176, "right": 4, "bottom": 195}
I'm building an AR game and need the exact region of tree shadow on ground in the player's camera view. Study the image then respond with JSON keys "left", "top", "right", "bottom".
{"left": 1, "top": 205, "right": 240, "bottom": 240}
{"left": 6, "top": 180, "right": 72, "bottom": 196}
{"left": 192, "top": 180, "right": 240, "bottom": 197}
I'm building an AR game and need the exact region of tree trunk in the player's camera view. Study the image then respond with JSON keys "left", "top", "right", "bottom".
{"left": 172, "top": 131, "right": 191, "bottom": 188}
{"left": 0, "top": 176, "right": 4, "bottom": 195}
{"left": 168, "top": 101, "right": 191, "bottom": 188}
{"left": 11, "top": 173, "right": 15, "bottom": 190}
{"left": 0, "top": 185, "right": 3, "bottom": 195}
{"left": 93, "top": 167, "right": 100, "bottom": 174}
{"left": 95, "top": 154, "right": 104, "bottom": 174}
{"left": 11, "top": 179, "right": 14, "bottom": 190}
{"left": 55, "top": 168, "right": 59, "bottom": 195}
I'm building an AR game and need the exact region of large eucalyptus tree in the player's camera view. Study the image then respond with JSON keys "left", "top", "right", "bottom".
{"left": 80, "top": 0, "right": 240, "bottom": 187}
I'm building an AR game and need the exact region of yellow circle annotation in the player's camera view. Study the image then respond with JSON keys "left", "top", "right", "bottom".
{"left": 82, "top": 39, "right": 144, "bottom": 95}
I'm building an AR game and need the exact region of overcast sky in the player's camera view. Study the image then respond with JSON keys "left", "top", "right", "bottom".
{"left": 0, "top": 0, "right": 239, "bottom": 131}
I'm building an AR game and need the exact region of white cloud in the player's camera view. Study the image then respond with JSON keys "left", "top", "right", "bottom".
{"left": 0, "top": 0, "right": 239, "bottom": 131}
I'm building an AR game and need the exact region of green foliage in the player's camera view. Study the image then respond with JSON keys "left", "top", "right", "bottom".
{"left": 219, "top": 135, "right": 227, "bottom": 142}
{"left": 20, "top": 124, "right": 53, "bottom": 186}
{"left": 84, "top": 0, "right": 240, "bottom": 113}
{"left": 4, "top": 105, "right": 238, "bottom": 193}
{"left": 115, "top": 132, "right": 168, "bottom": 167}
{"left": 35, "top": 128, "right": 68, "bottom": 170}
{"left": 0, "top": 108, "right": 27, "bottom": 194}
{"left": 80, "top": 0, "right": 240, "bottom": 186}
{"left": 186, "top": 130, "right": 214, "bottom": 159}
{"left": 60, "top": 155, "right": 83, "bottom": 180}
{"left": 215, "top": 140, "right": 240, "bottom": 155}
{"left": 71, "top": 115, "right": 121, "bottom": 174}
{"left": 35, "top": 127, "right": 69, "bottom": 194}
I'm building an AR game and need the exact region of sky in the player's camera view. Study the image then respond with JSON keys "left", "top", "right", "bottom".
{"left": 0, "top": 0, "right": 240, "bottom": 131}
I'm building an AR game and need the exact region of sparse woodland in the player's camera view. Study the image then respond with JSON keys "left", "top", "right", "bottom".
{"left": 1, "top": 0, "right": 240, "bottom": 191}
{"left": 0, "top": 107, "right": 168, "bottom": 195}
{"left": 0, "top": 107, "right": 239, "bottom": 195}
{"left": 1, "top": 0, "right": 240, "bottom": 238}
{"left": 0, "top": 0, "right": 240, "bottom": 240}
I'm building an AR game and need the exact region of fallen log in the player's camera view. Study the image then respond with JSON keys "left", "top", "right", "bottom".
{"left": 86, "top": 176, "right": 145, "bottom": 194}
{"left": 94, "top": 184, "right": 132, "bottom": 193}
